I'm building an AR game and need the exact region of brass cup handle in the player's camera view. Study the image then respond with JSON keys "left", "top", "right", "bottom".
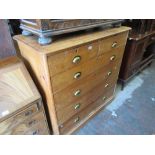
{"left": 28, "top": 120, "right": 36, "bottom": 126}
{"left": 102, "top": 96, "right": 107, "bottom": 101}
{"left": 112, "top": 42, "right": 117, "bottom": 48}
{"left": 107, "top": 71, "right": 112, "bottom": 76}
{"left": 74, "top": 103, "right": 81, "bottom": 110}
{"left": 110, "top": 55, "right": 116, "bottom": 61}
{"left": 74, "top": 72, "right": 81, "bottom": 79}
{"left": 105, "top": 83, "right": 109, "bottom": 88}
{"left": 59, "top": 124, "right": 64, "bottom": 128}
{"left": 74, "top": 117, "right": 80, "bottom": 123}
{"left": 32, "top": 130, "right": 39, "bottom": 135}
{"left": 73, "top": 56, "right": 81, "bottom": 64}
{"left": 74, "top": 90, "right": 81, "bottom": 96}
{"left": 151, "top": 37, "right": 155, "bottom": 41}
{"left": 25, "top": 110, "right": 33, "bottom": 116}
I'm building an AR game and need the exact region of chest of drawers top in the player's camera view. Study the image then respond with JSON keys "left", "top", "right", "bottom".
{"left": 14, "top": 26, "right": 131, "bottom": 55}
{"left": 0, "top": 56, "right": 40, "bottom": 121}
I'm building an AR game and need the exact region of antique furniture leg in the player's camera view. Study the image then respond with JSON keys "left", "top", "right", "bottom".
{"left": 121, "top": 80, "right": 125, "bottom": 91}
{"left": 22, "top": 29, "right": 33, "bottom": 36}
{"left": 38, "top": 36, "right": 52, "bottom": 45}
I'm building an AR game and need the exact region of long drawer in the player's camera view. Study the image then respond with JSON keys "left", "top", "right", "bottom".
{"left": 59, "top": 86, "right": 115, "bottom": 134}
{"left": 57, "top": 78, "right": 116, "bottom": 125}
{"left": 51, "top": 46, "right": 125, "bottom": 93}
{"left": 54, "top": 60, "right": 120, "bottom": 110}
{"left": 2, "top": 111, "right": 47, "bottom": 135}
{"left": 48, "top": 41, "right": 99, "bottom": 76}
{"left": 0, "top": 103, "right": 39, "bottom": 134}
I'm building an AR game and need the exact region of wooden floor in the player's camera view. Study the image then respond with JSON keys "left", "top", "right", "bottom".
{"left": 75, "top": 60, "right": 155, "bottom": 135}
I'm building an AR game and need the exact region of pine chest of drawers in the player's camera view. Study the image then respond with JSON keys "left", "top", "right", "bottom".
{"left": 14, "top": 26, "right": 130, "bottom": 134}
{"left": 0, "top": 57, "right": 49, "bottom": 135}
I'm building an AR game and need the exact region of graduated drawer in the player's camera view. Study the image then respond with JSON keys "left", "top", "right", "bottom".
{"left": 2, "top": 111, "right": 47, "bottom": 135}
{"left": 48, "top": 41, "right": 99, "bottom": 76}
{"left": 51, "top": 46, "right": 125, "bottom": 93}
{"left": 24, "top": 122, "right": 49, "bottom": 135}
{"left": 56, "top": 72, "right": 118, "bottom": 125}
{"left": 59, "top": 86, "right": 115, "bottom": 134}
{"left": 54, "top": 61, "right": 120, "bottom": 111}
{"left": 0, "top": 103, "right": 39, "bottom": 134}
{"left": 98, "top": 32, "right": 127, "bottom": 55}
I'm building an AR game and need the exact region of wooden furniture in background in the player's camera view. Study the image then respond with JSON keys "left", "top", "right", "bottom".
{"left": 0, "top": 56, "right": 49, "bottom": 135}
{"left": 20, "top": 19, "right": 124, "bottom": 45}
{"left": 14, "top": 26, "right": 130, "bottom": 134}
{"left": 0, "top": 19, "right": 16, "bottom": 60}
{"left": 8, "top": 19, "right": 22, "bottom": 36}
{"left": 119, "top": 19, "right": 155, "bottom": 90}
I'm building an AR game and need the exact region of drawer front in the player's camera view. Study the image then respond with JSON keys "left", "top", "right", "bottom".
{"left": 57, "top": 80, "right": 116, "bottom": 125}
{"left": 98, "top": 32, "right": 127, "bottom": 55}
{"left": 56, "top": 69, "right": 118, "bottom": 125}
{"left": 48, "top": 42, "right": 99, "bottom": 76}
{"left": 59, "top": 86, "right": 115, "bottom": 134}
{"left": 54, "top": 60, "right": 120, "bottom": 110}
{"left": 0, "top": 103, "right": 39, "bottom": 134}
{"left": 24, "top": 122, "right": 49, "bottom": 135}
{"left": 51, "top": 46, "right": 125, "bottom": 93}
{"left": 2, "top": 111, "right": 47, "bottom": 135}
{"left": 148, "top": 34, "right": 155, "bottom": 45}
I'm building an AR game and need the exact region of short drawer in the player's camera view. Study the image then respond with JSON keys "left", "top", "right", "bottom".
{"left": 0, "top": 103, "right": 39, "bottom": 134}
{"left": 56, "top": 72, "right": 118, "bottom": 125}
{"left": 98, "top": 32, "right": 127, "bottom": 55}
{"left": 59, "top": 86, "right": 115, "bottom": 134}
{"left": 2, "top": 111, "right": 47, "bottom": 135}
{"left": 48, "top": 42, "right": 99, "bottom": 76}
{"left": 51, "top": 46, "right": 125, "bottom": 93}
{"left": 54, "top": 60, "right": 120, "bottom": 110}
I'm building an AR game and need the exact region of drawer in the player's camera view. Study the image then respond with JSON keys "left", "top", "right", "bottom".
{"left": 51, "top": 45, "right": 125, "bottom": 93}
{"left": 54, "top": 60, "right": 120, "bottom": 110}
{"left": 56, "top": 72, "right": 118, "bottom": 125}
{"left": 0, "top": 103, "right": 39, "bottom": 134}
{"left": 98, "top": 32, "right": 127, "bottom": 55}
{"left": 48, "top": 42, "right": 99, "bottom": 76}
{"left": 2, "top": 111, "right": 47, "bottom": 135}
{"left": 24, "top": 121, "right": 49, "bottom": 135}
{"left": 147, "top": 34, "right": 155, "bottom": 45}
{"left": 59, "top": 86, "right": 115, "bottom": 134}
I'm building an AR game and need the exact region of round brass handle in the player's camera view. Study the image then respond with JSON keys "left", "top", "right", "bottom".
{"left": 74, "top": 89, "right": 81, "bottom": 96}
{"left": 32, "top": 129, "right": 39, "bottom": 135}
{"left": 102, "top": 96, "right": 107, "bottom": 101}
{"left": 72, "top": 56, "right": 81, "bottom": 64}
{"left": 110, "top": 55, "right": 116, "bottom": 61}
{"left": 25, "top": 110, "right": 33, "bottom": 116}
{"left": 28, "top": 120, "right": 36, "bottom": 126}
{"left": 59, "top": 124, "right": 64, "bottom": 128}
{"left": 74, "top": 103, "right": 81, "bottom": 110}
{"left": 151, "top": 37, "right": 155, "bottom": 41}
{"left": 74, "top": 117, "right": 80, "bottom": 123}
{"left": 105, "top": 83, "right": 109, "bottom": 88}
{"left": 74, "top": 72, "right": 81, "bottom": 79}
{"left": 112, "top": 42, "right": 117, "bottom": 48}
{"left": 107, "top": 71, "right": 112, "bottom": 76}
